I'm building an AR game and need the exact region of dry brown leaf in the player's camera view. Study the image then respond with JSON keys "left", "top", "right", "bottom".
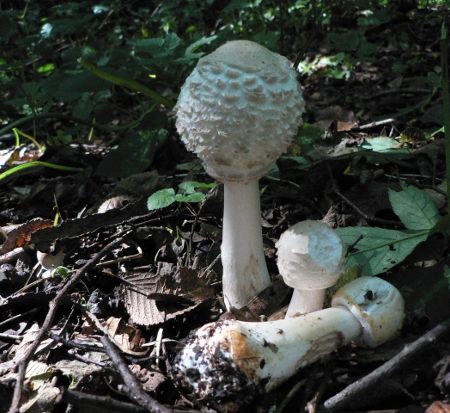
{"left": 0, "top": 218, "right": 53, "bottom": 255}
{"left": 104, "top": 317, "right": 146, "bottom": 355}
{"left": 123, "top": 268, "right": 213, "bottom": 326}
{"left": 314, "top": 105, "right": 358, "bottom": 132}
{"left": 426, "top": 401, "right": 450, "bottom": 413}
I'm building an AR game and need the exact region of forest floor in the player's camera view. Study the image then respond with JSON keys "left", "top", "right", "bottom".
{"left": 0, "top": 4, "right": 450, "bottom": 413}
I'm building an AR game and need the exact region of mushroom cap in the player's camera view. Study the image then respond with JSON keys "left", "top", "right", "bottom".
{"left": 331, "top": 276, "right": 405, "bottom": 347}
{"left": 37, "top": 250, "right": 65, "bottom": 270}
{"left": 175, "top": 40, "right": 305, "bottom": 182}
{"left": 276, "top": 220, "right": 345, "bottom": 290}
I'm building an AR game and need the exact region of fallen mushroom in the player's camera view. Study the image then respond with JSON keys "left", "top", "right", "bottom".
{"left": 175, "top": 40, "right": 305, "bottom": 310}
{"left": 174, "top": 276, "right": 404, "bottom": 412}
{"left": 276, "top": 220, "right": 345, "bottom": 316}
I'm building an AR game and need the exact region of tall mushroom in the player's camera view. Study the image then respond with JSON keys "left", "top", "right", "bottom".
{"left": 174, "top": 276, "right": 405, "bottom": 412}
{"left": 175, "top": 40, "right": 305, "bottom": 310}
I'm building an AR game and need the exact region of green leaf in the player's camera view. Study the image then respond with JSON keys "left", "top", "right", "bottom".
{"left": 336, "top": 227, "right": 429, "bottom": 276}
{"left": 0, "top": 161, "right": 83, "bottom": 181}
{"left": 79, "top": 58, "right": 174, "bottom": 108}
{"left": 431, "top": 214, "right": 450, "bottom": 235}
{"left": 444, "top": 265, "right": 450, "bottom": 290}
{"left": 441, "top": 22, "right": 450, "bottom": 212}
{"left": 357, "top": 9, "right": 392, "bottom": 28}
{"left": 37, "top": 63, "right": 55, "bottom": 74}
{"left": 42, "top": 72, "right": 110, "bottom": 102}
{"left": 361, "top": 137, "right": 401, "bottom": 152}
{"left": 297, "top": 123, "right": 323, "bottom": 150}
{"left": 175, "top": 193, "right": 205, "bottom": 203}
{"left": 0, "top": 12, "right": 18, "bottom": 41}
{"left": 388, "top": 185, "right": 440, "bottom": 230}
{"left": 184, "top": 35, "right": 218, "bottom": 59}
{"left": 178, "top": 181, "right": 217, "bottom": 194}
{"left": 95, "top": 129, "right": 167, "bottom": 178}
{"left": 147, "top": 188, "right": 176, "bottom": 210}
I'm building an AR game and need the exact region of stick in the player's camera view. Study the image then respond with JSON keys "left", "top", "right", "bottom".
{"left": 321, "top": 319, "right": 450, "bottom": 412}
{"left": 357, "top": 118, "right": 396, "bottom": 130}
{"left": 63, "top": 389, "right": 146, "bottom": 412}
{"left": 7, "top": 233, "right": 130, "bottom": 413}
{"left": 85, "top": 311, "right": 173, "bottom": 413}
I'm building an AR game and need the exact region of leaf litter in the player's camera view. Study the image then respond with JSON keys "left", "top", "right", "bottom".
{"left": 0, "top": 4, "right": 450, "bottom": 413}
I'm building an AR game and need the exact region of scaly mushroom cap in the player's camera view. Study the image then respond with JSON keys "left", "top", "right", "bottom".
{"left": 175, "top": 40, "right": 305, "bottom": 182}
{"left": 276, "top": 220, "right": 345, "bottom": 290}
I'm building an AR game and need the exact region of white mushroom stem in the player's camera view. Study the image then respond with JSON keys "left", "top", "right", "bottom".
{"left": 285, "top": 288, "right": 325, "bottom": 317}
{"left": 222, "top": 180, "right": 270, "bottom": 310}
{"left": 174, "top": 277, "right": 404, "bottom": 411}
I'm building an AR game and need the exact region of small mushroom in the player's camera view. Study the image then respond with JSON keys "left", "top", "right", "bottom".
{"left": 36, "top": 250, "right": 65, "bottom": 271}
{"left": 276, "top": 220, "right": 345, "bottom": 316}
{"left": 36, "top": 249, "right": 65, "bottom": 279}
{"left": 174, "top": 276, "right": 404, "bottom": 412}
{"left": 175, "top": 40, "right": 305, "bottom": 310}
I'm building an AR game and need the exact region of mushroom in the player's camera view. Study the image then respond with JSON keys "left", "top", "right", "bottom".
{"left": 37, "top": 250, "right": 65, "bottom": 271}
{"left": 175, "top": 40, "right": 305, "bottom": 310}
{"left": 174, "top": 276, "right": 404, "bottom": 411}
{"left": 276, "top": 220, "right": 345, "bottom": 316}
{"left": 36, "top": 249, "right": 65, "bottom": 279}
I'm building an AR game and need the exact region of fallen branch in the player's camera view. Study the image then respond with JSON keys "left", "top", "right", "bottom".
{"left": 63, "top": 389, "right": 146, "bottom": 413}
{"left": 321, "top": 319, "right": 450, "bottom": 412}
{"left": 85, "top": 311, "right": 174, "bottom": 413}
{"left": 7, "top": 233, "right": 131, "bottom": 413}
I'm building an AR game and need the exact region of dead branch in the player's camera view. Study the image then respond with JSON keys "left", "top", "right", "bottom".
{"left": 63, "top": 389, "right": 146, "bottom": 412}
{"left": 85, "top": 310, "right": 175, "bottom": 413}
{"left": 321, "top": 319, "right": 450, "bottom": 412}
{"left": 7, "top": 232, "right": 131, "bottom": 413}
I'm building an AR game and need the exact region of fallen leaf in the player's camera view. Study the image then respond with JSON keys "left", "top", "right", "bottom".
{"left": 104, "top": 317, "right": 146, "bottom": 355}
{"left": 426, "top": 401, "right": 450, "bottom": 413}
{"left": 0, "top": 218, "right": 53, "bottom": 255}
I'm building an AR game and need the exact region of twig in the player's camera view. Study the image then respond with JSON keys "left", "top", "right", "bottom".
{"left": 69, "top": 351, "right": 109, "bottom": 368}
{"left": 0, "top": 308, "right": 38, "bottom": 329}
{"left": 321, "top": 319, "right": 450, "bottom": 412}
{"left": 0, "top": 113, "right": 140, "bottom": 138}
{"left": 356, "top": 118, "right": 396, "bottom": 130}
{"left": 0, "top": 333, "right": 23, "bottom": 342}
{"left": 332, "top": 187, "right": 401, "bottom": 226}
{"left": 0, "top": 248, "right": 25, "bottom": 264}
{"left": 326, "top": 163, "right": 401, "bottom": 226}
{"left": 362, "top": 88, "right": 431, "bottom": 100}
{"left": 49, "top": 332, "right": 105, "bottom": 353}
{"left": 84, "top": 311, "right": 173, "bottom": 413}
{"left": 13, "top": 278, "right": 46, "bottom": 295}
{"left": 275, "top": 379, "right": 307, "bottom": 413}
{"left": 7, "top": 233, "right": 130, "bottom": 413}
{"left": 95, "top": 248, "right": 143, "bottom": 268}
{"left": 63, "top": 389, "right": 147, "bottom": 412}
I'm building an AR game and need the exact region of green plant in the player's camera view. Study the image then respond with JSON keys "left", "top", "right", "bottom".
{"left": 440, "top": 22, "right": 450, "bottom": 212}
{"left": 147, "top": 181, "right": 217, "bottom": 211}
{"left": 337, "top": 184, "right": 440, "bottom": 276}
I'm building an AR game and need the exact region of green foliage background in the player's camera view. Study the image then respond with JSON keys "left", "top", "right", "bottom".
{"left": 0, "top": 0, "right": 448, "bottom": 177}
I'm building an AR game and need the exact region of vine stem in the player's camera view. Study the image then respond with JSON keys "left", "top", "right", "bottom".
{"left": 440, "top": 22, "right": 450, "bottom": 213}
